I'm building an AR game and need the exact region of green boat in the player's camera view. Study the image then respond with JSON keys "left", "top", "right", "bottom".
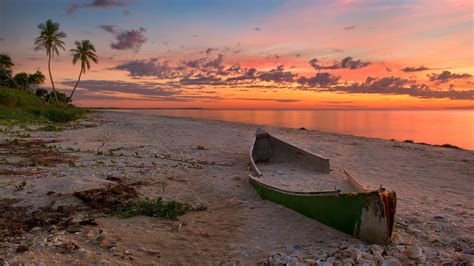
{"left": 248, "top": 129, "right": 397, "bottom": 244}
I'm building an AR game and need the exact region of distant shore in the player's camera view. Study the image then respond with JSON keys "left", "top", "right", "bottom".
{"left": 0, "top": 111, "right": 473, "bottom": 264}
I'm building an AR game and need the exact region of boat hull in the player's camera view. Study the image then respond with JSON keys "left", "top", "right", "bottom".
{"left": 249, "top": 176, "right": 396, "bottom": 244}
{"left": 249, "top": 129, "right": 397, "bottom": 244}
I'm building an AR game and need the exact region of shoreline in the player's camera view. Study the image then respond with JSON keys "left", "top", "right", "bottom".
{"left": 102, "top": 109, "right": 473, "bottom": 152}
{"left": 0, "top": 111, "right": 473, "bottom": 264}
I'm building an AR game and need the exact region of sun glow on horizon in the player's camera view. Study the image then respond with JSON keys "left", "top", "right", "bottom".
{"left": 1, "top": 0, "right": 472, "bottom": 109}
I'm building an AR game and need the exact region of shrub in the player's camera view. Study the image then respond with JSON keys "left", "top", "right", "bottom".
{"left": 0, "top": 86, "right": 88, "bottom": 124}
{"left": 117, "top": 197, "right": 194, "bottom": 220}
{"left": 44, "top": 106, "right": 87, "bottom": 122}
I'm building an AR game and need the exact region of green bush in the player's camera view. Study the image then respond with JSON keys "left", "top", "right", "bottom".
{"left": 0, "top": 86, "right": 44, "bottom": 108}
{"left": 0, "top": 86, "right": 88, "bottom": 124}
{"left": 117, "top": 197, "right": 194, "bottom": 220}
{"left": 44, "top": 106, "right": 87, "bottom": 122}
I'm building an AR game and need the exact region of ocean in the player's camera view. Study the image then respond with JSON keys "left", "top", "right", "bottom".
{"left": 107, "top": 109, "right": 474, "bottom": 150}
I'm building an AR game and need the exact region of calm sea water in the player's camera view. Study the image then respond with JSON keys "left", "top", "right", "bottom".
{"left": 108, "top": 109, "right": 474, "bottom": 150}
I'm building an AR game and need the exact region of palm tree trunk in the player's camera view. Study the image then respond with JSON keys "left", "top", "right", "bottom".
{"left": 70, "top": 68, "right": 83, "bottom": 99}
{"left": 47, "top": 52, "right": 58, "bottom": 102}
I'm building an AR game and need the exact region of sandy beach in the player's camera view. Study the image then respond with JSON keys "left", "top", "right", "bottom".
{"left": 0, "top": 111, "right": 473, "bottom": 265}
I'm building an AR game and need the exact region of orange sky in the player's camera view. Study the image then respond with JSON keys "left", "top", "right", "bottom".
{"left": 1, "top": 0, "right": 473, "bottom": 109}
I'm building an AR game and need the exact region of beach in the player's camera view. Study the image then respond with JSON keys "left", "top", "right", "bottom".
{"left": 0, "top": 111, "right": 473, "bottom": 265}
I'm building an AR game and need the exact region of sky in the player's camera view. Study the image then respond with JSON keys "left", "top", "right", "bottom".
{"left": 0, "top": 0, "right": 473, "bottom": 109}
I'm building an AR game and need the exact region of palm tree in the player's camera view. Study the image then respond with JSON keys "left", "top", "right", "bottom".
{"left": 34, "top": 19, "right": 66, "bottom": 101}
{"left": 69, "top": 40, "right": 98, "bottom": 99}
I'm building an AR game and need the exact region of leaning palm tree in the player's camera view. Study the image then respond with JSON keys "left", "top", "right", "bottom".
{"left": 34, "top": 19, "right": 66, "bottom": 101}
{"left": 69, "top": 40, "right": 98, "bottom": 99}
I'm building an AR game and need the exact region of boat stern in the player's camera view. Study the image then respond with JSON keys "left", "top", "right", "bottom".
{"left": 356, "top": 190, "right": 397, "bottom": 244}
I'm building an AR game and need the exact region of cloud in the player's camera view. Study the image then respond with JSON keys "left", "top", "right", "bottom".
{"left": 67, "top": 0, "right": 127, "bottom": 15}
{"left": 309, "top": 56, "right": 370, "bottom": 70}
{"left": 87, "top": 0, "right": 126, "bottom": 7}
{"left": 226, "top": 68, "right": 257, "bottom": 82}
{"left": 110, "top": 27, "right": 147, "bottom": 51}
{"left": 66, "top": 3, "right": 81, "bottom": 15}
{"left": 253, "top": 27, "right": 262, "bottom": 31}
{"left": 233, "top": 98, "right": 300, "bottom": 103}
{"left": 400, "top": 66, "right": 430, "bottom": 72}
{"left": 203, "top": 54, "right": 224, "bottom": 70}
{"left": 59, "top": 79, "right": 233, "bottom": 102}
{"left": 179, "top": 75, "right": 223, "bottom": 85}
{"left": 98, "top": 24, "right": 117, "bottom": 34}
{"left": 114, "top": 54, "right": 229, "bottom": 80}
{"left": 61, "top": 79, "right": 180, "bottom": 97}
{"left": 115, "top": 58, "right": 179, "bottom": 79}
{"left": 329, "top": 77, "right": 474, "bottom": 100}
{"left": 205, "top": 48, "right": 218, "bottom": 56}
{"left": 428, "top": 71, "right": 472, "bottom": 83}
{"left": 114, "top": 56, "right": 298, "bottom": 86}
{"left": 340, "top": 57, "right": 370, "bottom": 69}
{"left": 110, "top": 55, "right": 472, "bottom": 101}
{"left": 344, "top": 26, "right": 356, "bottom": 30}
{"left": 258, "top": 65, "right": 295, "bottom": 83}
{"left": 297, "top": 72, "right": 340, "bottom": 87}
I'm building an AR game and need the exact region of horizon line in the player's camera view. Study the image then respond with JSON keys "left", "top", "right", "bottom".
{"left": 85, "top": 107, "right": 474, "bottom": 111}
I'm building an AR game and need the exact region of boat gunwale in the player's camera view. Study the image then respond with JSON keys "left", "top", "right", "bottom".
{"left": 249, "top": 129, "right": 371, "bottom": 194}
{"left": 248, "top": 173, "right": 381, "bottom": 197}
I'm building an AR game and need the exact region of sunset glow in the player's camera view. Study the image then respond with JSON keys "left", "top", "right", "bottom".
{"left": 1, "top": 0, "right": 473, "bottom": 109}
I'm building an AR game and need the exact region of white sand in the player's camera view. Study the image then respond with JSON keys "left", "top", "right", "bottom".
{"left": 0, "top": 111, "right": 473, "bottom": 265}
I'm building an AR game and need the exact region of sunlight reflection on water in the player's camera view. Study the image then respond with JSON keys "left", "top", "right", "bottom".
{"left": 107, "top": 109, "right": 474, "bottom": 150}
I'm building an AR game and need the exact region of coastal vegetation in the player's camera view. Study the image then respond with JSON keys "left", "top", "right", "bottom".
{"left": 0, "top": 85, "right": 87, "bottom": 124}
{"left": 117, "top": 197, "right": 207, "bottom": 220}
{"left": 69, "top": 40, "right": 98, "bottom": 99}
{"left": 1, "top": 19, "right": 97, "bottom": 124}
{"left": 34, "top": 19, "right": 66, "bottom": 101}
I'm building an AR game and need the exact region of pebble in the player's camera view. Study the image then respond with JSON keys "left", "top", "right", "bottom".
{"left": 370, "top": 244, "right": 383, "bottom": 255}
{"left": 406, "top": 226, "right": 422, "bottom": 234}
{"left": 361, "top": 251, "right": 372, "bottom": 260}
{"left": 406, "top": 246, "right": 423, "bottom": 259}
{"left": 381, "top": 259, "right": 402, "bottom": 266}
{"left": 357, "top": 258, "right": 371, "bottom": 266}
{"left": 464, "top": 248, "right": 474, "bottom": 255}
{"left": 35, "top": 237, "right": 47, "bottom": 248}
{"left": 30, "top": 227, "right": 42, "bottom": 233}
{"left": 138, "top": 247, "right": 160, "bottom": 255}
{"left": 458, "top": 253, "right": 474, "bottom": 262}
{"left": 350, "top": 248, "right": 362, "bottom": 262}
{"left": 95, "top": 258, "right": 111, "bottom": 265}
{"left": 439, "top": 252, "right": 452, "bottom": 259}
{"left": 342, "top": 258, "right": 355, "bottom": 264}
{"left": 373, "top": 253, "right": 384, "bottom": 262}
{"left": 95, "top": 234, "right": 106, "bottom": 243}
{"left": 79, "top": 248, "right": 91, "bottom": 259}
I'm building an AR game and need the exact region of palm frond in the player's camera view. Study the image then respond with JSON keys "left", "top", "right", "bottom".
{"left": 70, "top": 39, "right": 99, "bottom": 74}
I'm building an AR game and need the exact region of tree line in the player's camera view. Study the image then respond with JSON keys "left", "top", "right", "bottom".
{"left": 0, "top": 19, "right": 98, "bottom": 103}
